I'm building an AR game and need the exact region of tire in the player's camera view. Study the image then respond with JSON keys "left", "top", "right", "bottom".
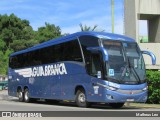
{"left": 17, "top": 89, "right": 24, "bottom": 102}
{"left": 24, "top": 88, "right": 30, "bottom": 103}
{"left": 75, "top": 89, "right": 90, "bottom": 107}
{"left": 109, "top": 103, "right": 124, "bottom": 109}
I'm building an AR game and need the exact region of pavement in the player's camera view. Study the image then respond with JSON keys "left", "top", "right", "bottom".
{"left": 0, "top": 90, "right": 160, "bottom": 109}
{"left": 0, "top": 90, "right": 160, "bottom": 120}
{"left": 0, "top": 90, "right": 17, "bottom": 101}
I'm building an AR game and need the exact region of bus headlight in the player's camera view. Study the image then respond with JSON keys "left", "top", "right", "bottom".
{"left": 142, "top": 86, "right": 148, "bottom": 91}
{"left": 143, "top": 96, "right": 147, "bottom": 101}
{"left": 96, "top": 82, "right": 118, "bottom": 91}
{"left": 108, "top": 86, "right": 118, "bottom": 91}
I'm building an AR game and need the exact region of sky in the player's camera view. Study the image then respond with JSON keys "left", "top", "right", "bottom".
{"left": 0, "top": 0, "right": 147, "bottom": 35}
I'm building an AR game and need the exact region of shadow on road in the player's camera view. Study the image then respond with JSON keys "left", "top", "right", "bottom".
{"left": 8, "top": 98, "right": 141, "bottom": 110}
{"left": 0, "top": 90, "right": 141, "bottom": 110}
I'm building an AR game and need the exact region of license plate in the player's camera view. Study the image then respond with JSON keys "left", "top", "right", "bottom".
{"left": 126, "top": 99, "right": 134, "bottom": 102}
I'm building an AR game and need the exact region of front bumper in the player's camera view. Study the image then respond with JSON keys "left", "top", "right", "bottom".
{"left": 104, "top": 89, "right": 148, "bottom": 103}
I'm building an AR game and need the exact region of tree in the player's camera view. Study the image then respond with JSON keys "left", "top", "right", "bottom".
{"left": 0, "top": 48, "right": 13, "bottom": 74}
{"left": 79, "top": 23, "right": 105, "bottom": 32}
{"left": 0, "top": 14, "right": 33, "bottom": 48}
{"left": 0, "top": 51, "right": 5, "bottom": 74}
{"left": 35, "top": 22, "right": 62, "bottom": 43}
{"left": 0, "top": 14, "right": 63, "bottom": 75}
{"left": 0, "top": 13, "right": 37, "bottom": 53}
{"left": 10, "top": 40, "right": 26, "bottom": 52}
{"left": 0, "top": 39, "right": 6, "bottom": 53}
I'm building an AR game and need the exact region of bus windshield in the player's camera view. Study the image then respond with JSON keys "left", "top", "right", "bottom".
{"left": 102, "top": 40, "right": 146, "bottom": 84}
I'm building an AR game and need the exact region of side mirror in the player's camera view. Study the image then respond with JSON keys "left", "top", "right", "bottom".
{"left": 142, "top": 51, "right": 156, "bottom": 65}
{"left": 87, "top": 47, "right": 108, "bottom": 61}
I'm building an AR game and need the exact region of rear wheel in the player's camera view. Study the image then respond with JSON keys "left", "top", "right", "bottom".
{"left": 24, "top": 88, "right": 30, "bottom": 103}
{"left": 109, "top": 103, "right": 124, "bottom": 108}
{"left": 75, "top": 89, "right": 90, "bottom": 107}
{"left": 17, "top": 89, "right": 24, "bottom": 102}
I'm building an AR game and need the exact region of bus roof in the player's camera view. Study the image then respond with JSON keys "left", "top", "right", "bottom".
{"left": 10, "top": 31, "right": 135, "bottom": 56}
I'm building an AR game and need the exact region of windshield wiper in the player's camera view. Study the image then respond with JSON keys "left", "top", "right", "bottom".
{"left": 105, "top": 76, "right": 121, "bottom": 84}
{"left": 127, "top": 58, "right": 141, "bottom": 84}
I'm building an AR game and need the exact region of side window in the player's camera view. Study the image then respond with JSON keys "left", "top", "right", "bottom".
{"left": 17, "top": 54, "right": 23, "bottom": 68}
{"left": 9, "top": 56, "right": 18, "bottom": 69}
{"left": 10, "top": 39, "right": 83, "bottom": 69}
{"left": 41, "top": 46, "right": 54, "bottom": 64}
{"left": 53, "top": 43, "right": 64, "bottom": 62}
{"left": 79, "top": 36, "right": 99, "bottom": 47}
{"left": 23, "top": 53, "right": 30, "bottom": 67}
{"left": 87, "top": 52, "right": 103, "bottom": 78}
{"left": 79, "top": 35, "right": 99, "bottom": 64}
{"left": 71, "top": 40, "right": 83, "bottom": 62}
{"left": 91, "top": 54, "right": 102, "bottom": 75}
{"left": 9, "top": 57, "right": 12, "bottom": 68}
{"left": 63, "top": 40, "right": 82, "bottom": 62}
{"left": 32, "top": 50, "right": 42, "bottom": 66}
{"left": 39, "top": 40, "right": 83, "bottom": 64}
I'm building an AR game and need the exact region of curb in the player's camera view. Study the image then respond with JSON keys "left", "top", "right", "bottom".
{"left": 125, "top": 103, "right": 160, "bottom": 109}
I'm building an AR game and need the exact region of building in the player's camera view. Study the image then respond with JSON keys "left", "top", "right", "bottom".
{"left": 124, "top": 0, "right": 160, "bottom": 69}
{"left": 0, "top": 75, "right": 8, "bottom": 82}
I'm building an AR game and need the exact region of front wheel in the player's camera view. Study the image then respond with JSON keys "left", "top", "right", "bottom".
{"left": 109, "top": 103, "right": 124, "bottom": 108}
{"left": 75, "top": 89, "right": 90, "bottom": 107}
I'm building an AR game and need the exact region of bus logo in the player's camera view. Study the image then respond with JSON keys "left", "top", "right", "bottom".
{"left": 15, "top": 63, "right": 67, "bottom": 78}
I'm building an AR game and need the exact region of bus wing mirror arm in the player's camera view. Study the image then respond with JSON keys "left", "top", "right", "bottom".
{"left": 141, "top": 50, "right": 156, "bottom": 65}
{"left": 87, "top": 47, "right": 108, "bottom": 61}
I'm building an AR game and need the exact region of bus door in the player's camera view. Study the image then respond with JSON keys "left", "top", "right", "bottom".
{"left": 89, "top": 53, "right": 103, "bottom": 79}
{"left": 87, "top": 52, "right": 104, "bottom": 100}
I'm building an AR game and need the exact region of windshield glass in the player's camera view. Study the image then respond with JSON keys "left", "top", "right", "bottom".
{"left": 123, "top": 42, "right": 146, "bottom": 81}
{"left": 103, "top": 40, "right": 146, "bottom": 84}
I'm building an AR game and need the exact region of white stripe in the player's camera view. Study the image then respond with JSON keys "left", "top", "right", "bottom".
{"left": 15, "top": 68, "right": 32, "bottom": 78}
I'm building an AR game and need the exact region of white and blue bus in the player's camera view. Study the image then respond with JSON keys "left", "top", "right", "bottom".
{"left": 8, "top": 32, "right": 156, "bottom": 108}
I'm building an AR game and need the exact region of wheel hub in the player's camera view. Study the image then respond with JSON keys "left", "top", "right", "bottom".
{"left": 79, "top": 93, "right": 85, "bottom": 103}
{"left": 25, "top": 91, "right": 29, "bottom": 101}
{"left": 19, "top": 92, "right": 22, "bottom": 98}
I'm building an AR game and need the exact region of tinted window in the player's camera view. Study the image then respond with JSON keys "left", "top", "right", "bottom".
{"left": 9, "top": 39, "right": 83, "bottom": 69}
{"left": 123, "top": 43, "right": 140, "bottom": 58}
{"left": 79, "top": 36, "right": 99, "bottom": 47}
{"left": 63, "top": 40, "right": 82, "bottom": 62}
{"left": 79, "top": 35, "right": 99, "bottom": 63}
{"left": 90, "top": 53, "right": 102, "bottom": 77}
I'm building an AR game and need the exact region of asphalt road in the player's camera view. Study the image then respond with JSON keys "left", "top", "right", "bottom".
{"left": 0, "top": 90, "right": 160, "bottom": 111}
{"left": 0, "top": 90, "right": 159, "bottom": 120}
{"left": 1, "top": 97, "right": 160, "bottom": 111}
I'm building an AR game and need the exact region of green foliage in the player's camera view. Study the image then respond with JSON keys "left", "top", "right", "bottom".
{"left": 35, "top": 22, "right": 61, "bottom": 43}
{"left": 79, "top": 23, "right": 105, "bottom": 32}
{"left": 0, "top": 39, "right": 6, "bottom": 52}
{"left": 10, "top": 40, "right": 27, "bottom": 52}
{"left": 0, "top": 14, "right": 31, "bottom": 47}
{"left": 0, "top": 49, "right": 13, "bottom": 74}
{"left": 146, "top": 70, "right": 160, "bottom": 104}
{"left": 0, "top": 14, "right": 62, "bottom": 75}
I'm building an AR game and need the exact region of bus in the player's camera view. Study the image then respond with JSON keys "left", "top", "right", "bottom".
{"left": 0, "top": 81, "right": 8, "bottom": 90}
{"left": 8, "top": 32, "right": 156, "bottom": 108}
